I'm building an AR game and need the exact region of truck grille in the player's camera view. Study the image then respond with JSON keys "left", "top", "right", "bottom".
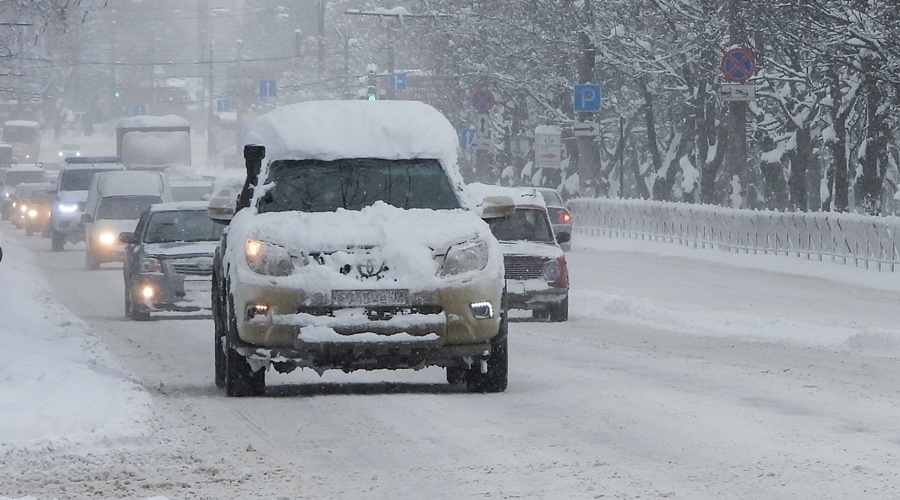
{"left": 172, "top": 263, "right": 213, "bottom": 276}
{"left": 504, "top": 256, "right": 546, "bottom": 280}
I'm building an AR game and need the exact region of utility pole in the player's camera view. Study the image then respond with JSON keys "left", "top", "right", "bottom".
{"left": 207, "top": 42, "right": 215, "bottom": 167}
{"left": 576, "top": 0, "right": 598, "bottom": 196}
{"left": 725, "top": 0, "right": 749, "bottom": 208}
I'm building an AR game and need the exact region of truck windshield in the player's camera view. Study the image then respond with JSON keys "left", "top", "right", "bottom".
{"left": 143, "top": 209, "right": 224, "bottom": 243}
{"left": 258, "top": 158, "right": 461, "bottom": 213}
{"left": 96, "top": 196, "right": 161, "bottom": 220}
{"left": 60, "top": 168, "right": 121, "bottom": 191}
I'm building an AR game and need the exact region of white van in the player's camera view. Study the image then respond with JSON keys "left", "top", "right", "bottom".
{"left": 82, "top": 170, "right": 172, "bottom": 269}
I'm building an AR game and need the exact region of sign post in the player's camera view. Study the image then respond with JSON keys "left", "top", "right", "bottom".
{"left": 720, "top": 47, "right": 756, "bottom": 208}
{"left": 534, "top": 125, "right": 562, "bottom": 171}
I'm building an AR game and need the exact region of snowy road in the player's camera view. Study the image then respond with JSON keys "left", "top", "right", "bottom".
{"left": 3, "top": 229, "right": 900, "bottom": 499}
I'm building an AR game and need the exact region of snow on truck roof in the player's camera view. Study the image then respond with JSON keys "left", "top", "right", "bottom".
{"left": 467, "top": 183, "right": 547, "bottom": 209}
{"left": 96, "top": 171, "right": 165, "bottom": 196}
{"left": 243, "top": 100, "right": 459, "bottom": 165}
{"left": 3, "top": 120, "right": 40, "bottom": 128}
{"left": 116, "top": 115, "right": 190, "bottom": 129}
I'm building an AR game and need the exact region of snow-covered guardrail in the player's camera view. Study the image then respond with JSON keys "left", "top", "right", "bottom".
{"left": 568, "top": 198, "right": 900, "bottom": 272}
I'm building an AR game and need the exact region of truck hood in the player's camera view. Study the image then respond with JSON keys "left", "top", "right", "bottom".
{"left": 226, "top": 202, "right": 503, "bottom": 289}
{"left": 143, "top": 240, "right": 218, "bottom": 258}
{"left": 55, "top": 190, "right": 88, "bottom": 203}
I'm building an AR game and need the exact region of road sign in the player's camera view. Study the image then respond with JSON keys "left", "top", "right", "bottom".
{"left": 573, "top": 84, "right": 602, "bottom": 112}
{"left": 216, "top": 99, "right": 231, "bottom": 112}
{"left": 573, "top": 121, "right": 600, "bottom": 136}
{"left": 471, "top": 89, "right": 495, "bottom": 113}
{"left": 720, "top": 83, "right": 756, "bottom": 101}
{"left": 721, "top": 48, "right": 755, "bottom": 83}
{"left": 460, "top": 128, "right": 477, "bottom": 150}
{"left": 132, "top": 104, "right": 146, "bottom": 116}
{"left": 259, "top": 79, "right": 277, "bottom": 98}
{"left": 474, "top": 136, "right": 492, "bottom": 150}
{"left": 389, "top": 72, "right": 407, "bottom": 91}
{"left": 534, "top": 125, "right": 562, "bottom": 169}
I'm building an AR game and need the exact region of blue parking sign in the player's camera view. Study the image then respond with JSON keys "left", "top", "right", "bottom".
{"left": 573, "top": 84, "right": 602, "bottom": 112}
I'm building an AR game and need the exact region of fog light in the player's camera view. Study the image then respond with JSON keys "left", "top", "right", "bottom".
{"left": 98, "top": 232, "right": 116, "bottom": 245}
{"left": 247, "top": 303, "right": 269, "bottom": 319}
{"left": 140, "top": 285, "right": 155, "bottom": 300}
{"left": 470, "top": 301, "right": 494, "bottom": 319}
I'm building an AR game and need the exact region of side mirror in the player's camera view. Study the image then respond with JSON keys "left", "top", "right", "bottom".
{"left": 81, "top": 213, "right": 93, "bottom": 224}
{"left": 556, "top": 232, "right": 571, "bottom": 244}
{"left": 208, "top": 195, "right": 236, "bottom": 225}
{"left": 480, "top": 196, "right": 516, "bottom": 219}
{"left": 118, "top": 232, "right": 135, "bottom": 244}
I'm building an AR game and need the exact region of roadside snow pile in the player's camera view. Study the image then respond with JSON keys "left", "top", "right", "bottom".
{"left": 573, "top": 289, "right": 900, "bottom": 354}
{"left": 0, "top": 235, "right": 151, "bottom": 456}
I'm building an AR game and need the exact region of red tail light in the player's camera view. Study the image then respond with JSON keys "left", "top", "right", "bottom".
{"left": 559, "top": 210, "right": 572, "bottom": 224}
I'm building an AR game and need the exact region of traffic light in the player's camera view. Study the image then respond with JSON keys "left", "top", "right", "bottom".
{"left": 113, "top": 76, "right": 121, "bottom": 99}
{"left": 366, "top": 64, "right": 377, "bottom": 101}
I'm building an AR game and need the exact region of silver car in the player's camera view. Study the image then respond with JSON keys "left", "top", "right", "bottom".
{"left": 120, "top": 201, "right": 224, "bottom": 320}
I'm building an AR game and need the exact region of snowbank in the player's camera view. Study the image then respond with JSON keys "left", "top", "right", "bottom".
{"left": 0, "top": 234, "right": 151, "bottom": 456}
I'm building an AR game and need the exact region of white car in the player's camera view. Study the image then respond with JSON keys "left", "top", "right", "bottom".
{"left": 209, "top": 100, "right": 511, "bottom": 397}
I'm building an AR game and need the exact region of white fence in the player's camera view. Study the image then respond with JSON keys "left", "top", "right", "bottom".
{"left": 568, "top": 198, "right": 900, "bottom": 272}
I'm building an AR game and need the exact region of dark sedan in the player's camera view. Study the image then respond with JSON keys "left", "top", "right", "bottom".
{"left": 119, "top": 201, "right": 224, "bottom": 320}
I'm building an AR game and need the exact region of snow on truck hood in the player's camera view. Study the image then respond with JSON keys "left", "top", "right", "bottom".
{"left": 143, "top": 240, "right": 218, "bottom": 258}
{"left": 226, "top": 202, "right": 502, "bottom": 289}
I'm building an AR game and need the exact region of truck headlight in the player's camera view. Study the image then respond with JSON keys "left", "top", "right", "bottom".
{"left": 441, "top": 239, "right": 489, "bottom": 276}
{"left": 245, "top": 239, "right": 293, "bottom": 276}
{"left": 98, "top": 231, "right": 117, "bottom": 245}
{"left": 27, "top": 209, "right": 38, "bottom": 218}
{"left": 139, "top": 257, "right": 162, "bottom": 273}
{"left": 542, "top": 260, "right": 561, "bottom": 281}
{"left": 57, "top": 203, "right": 79, "bottom": 213}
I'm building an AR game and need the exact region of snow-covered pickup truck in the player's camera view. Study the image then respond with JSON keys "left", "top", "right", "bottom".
{"left": 209, "top": 100, "right": 512, "bottom": 397}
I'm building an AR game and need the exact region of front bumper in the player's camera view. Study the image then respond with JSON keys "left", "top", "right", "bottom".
{"left": 133, "top": 273, "right": 212, "bottom": 313}
{"left": 52, "top": 214, "right": 84, "bottom": 239}
{"left": 230, "top": 270, "right": 504, "bottom": 356}
{"left": 505, "top": 279, "right": 567, "bottom": 311}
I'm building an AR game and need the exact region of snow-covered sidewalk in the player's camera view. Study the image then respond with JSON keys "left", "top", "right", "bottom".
{"left": 0, "top": 230, "right": 151, "bottom": 456}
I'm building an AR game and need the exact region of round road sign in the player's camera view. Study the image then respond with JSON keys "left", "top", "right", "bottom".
{"left": 721, "top": 48, "right": 756, "bottom": 83}
{"left": 471, "top": 89, "right": 495, "bottom": 113}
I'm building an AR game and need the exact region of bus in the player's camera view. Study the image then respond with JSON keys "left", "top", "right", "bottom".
{"left": 2, "top": 120, "right": 42, "bottom": 161}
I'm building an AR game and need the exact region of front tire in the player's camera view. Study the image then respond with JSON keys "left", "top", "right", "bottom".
{"left": 212, "top": 274, "right": 226, "bottom": 388}
{"left": 51, "top": 230, "right": 65, "bottom": 252}
{"left": 466, "top": 316, "right": 509, "bottom": 393}
{"left": 85, "top": 246, "right": 100, "bottom": 270}
{"left": 223, "top": 294, "right": 265, "bottom": 397}
{"left": 549, "top": 297, "right": 568, "bottom": 322}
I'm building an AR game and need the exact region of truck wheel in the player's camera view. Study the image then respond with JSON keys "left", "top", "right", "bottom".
{"left": 85, "top": 247, "right": 100, "bottom": 270}
{"left": 51, "top": 230, "right": 65, "bottom": 252}
{"left": 549, "top": 297, "right": 568, "bottom": 322}
{"left": 212, "top": 276, "right": 226, "bottom": 388}
{"left": 446, "top": 365, "right": 465, "bottom": 385}
{"left": 466, "top": 323, "right": 508, "bottom": 393}
{"left": 224, "top": 300, "right": 265, "bottom": 397}
{"left": 130, "top": 302, "right": 151, "bottom": 321}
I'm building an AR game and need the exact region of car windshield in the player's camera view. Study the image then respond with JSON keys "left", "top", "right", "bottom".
{"left": 5, "top": 170, "right": 45, "bottom": 186}
{"left": 96, "top": 195, "right": 161, "bottom": 220}
{"left": 538, "top": 189, "right": 563, "bottom": 207}
{"left": 486, "top": 208, "right": 555, "bottom": 243}
{"left": 171, "top": 185, "right": 213, "bottom": 202}
{"left": 60, "top": 168, "right": 119, "bottom": 191}
{"left": 143, "top": 209, "right": 224, "bottom": 244}
{"left": 258, "top": 158, "right": 461, "bottom": 213}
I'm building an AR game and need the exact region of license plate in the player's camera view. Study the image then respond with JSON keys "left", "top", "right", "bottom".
{"left": 332, "top": 289, "right": 408, "bottom": 307}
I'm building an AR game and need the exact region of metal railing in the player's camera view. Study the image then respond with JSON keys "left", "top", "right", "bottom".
{"left": 568, "top": 198, "right": 900, "bottom": 272}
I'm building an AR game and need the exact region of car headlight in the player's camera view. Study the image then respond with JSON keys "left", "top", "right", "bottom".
{"left": 27, "top": 209, "right": 38, "bottom": 218}
{"left": 3, "top": 192, "right": 10, "bottom": 199}
{"left": 139, "top": 257, "right": 162, "bottom": 273}
{"left": 441, "top": 239, "right": 489, "bottom": 276}
{"left": 57, "top": 203, "right": 79, "bottom": 213}
{"left": 58, "top": 151, "right": 64, "bottom": 157}
{"left": 97, "top": 231, "right": 117, "bottom": 245}
{"left": 19, "top": 204, "right": 27, "bottom": 213}
{"left": 245, "top": 239, "right": 294, "bottom": 276}
{"left": 542, "top": 260, "right": 562, "bottom": 281}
